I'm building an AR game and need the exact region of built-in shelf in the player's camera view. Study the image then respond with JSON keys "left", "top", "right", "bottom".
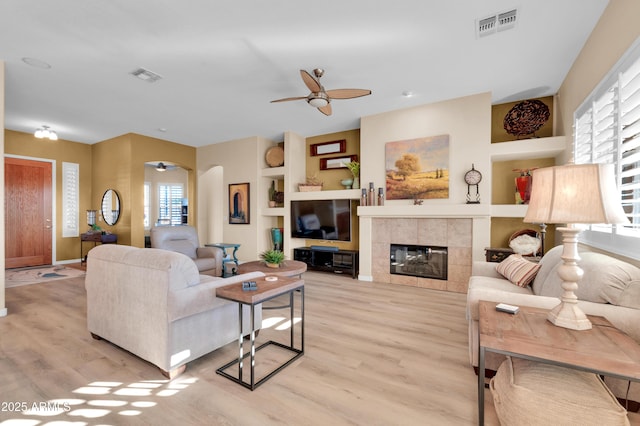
{"left": 490, "top": 136, "right": 566, "bottom": 161}
{"left": 490, "top": 204, "right": 529, "bottom": 218}
{"left": 290, "top": 188, "right": 361, "bottom": 201}
{"left": 261, "top": 207, "right": 285, "bottom": 216}
{"left": 261, "top": 166, "right": 285, "bottom": 178}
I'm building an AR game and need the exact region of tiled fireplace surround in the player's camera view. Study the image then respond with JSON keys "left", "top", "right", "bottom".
{"left": 358, "top": 207, "right": 491, "bottom": 294}
{"left": 370, "top": 217, "right": 472, "bottom": 293}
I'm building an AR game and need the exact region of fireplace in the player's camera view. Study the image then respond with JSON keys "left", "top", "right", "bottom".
{"left": 390, "top": 244, "right": 448, "bottom": 280}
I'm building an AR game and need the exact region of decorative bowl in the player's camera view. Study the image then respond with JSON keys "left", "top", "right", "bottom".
{"left": 340, "top": 178, "right": 354, "bottom": 189}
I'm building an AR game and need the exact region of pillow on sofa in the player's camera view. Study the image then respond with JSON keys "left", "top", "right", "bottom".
{"left": 496, "top": 254, "right": 541, "bottom": 288}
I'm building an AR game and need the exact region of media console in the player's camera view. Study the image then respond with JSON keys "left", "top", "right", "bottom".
{"left": 293, "top": 247, "right": 359, "bottom": 279}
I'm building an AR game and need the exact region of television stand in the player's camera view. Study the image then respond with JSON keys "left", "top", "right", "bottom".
{"left": 293, "top": 247, "right": 359, "bottom": 279}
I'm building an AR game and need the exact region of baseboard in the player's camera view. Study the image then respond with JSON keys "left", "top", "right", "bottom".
{"left": 0, "top": 307, "right": 7, "bottom": 317}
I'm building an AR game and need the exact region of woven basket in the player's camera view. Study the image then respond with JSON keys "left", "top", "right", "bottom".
{"left": 490, "top": 357, "right": 629, "bottom": 426}
{"left": 508, "top": 228, "right": 541, "bottom": 256}
{"left": 298, "top": 184, "right": 322, "bottom": 192}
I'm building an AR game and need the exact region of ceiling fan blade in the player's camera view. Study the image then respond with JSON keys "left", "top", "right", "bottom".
{"left": 271, "top": 96, "right": 307, "bottom": 103}
{"left": 326, "top": 88, "right": 372, "bottom": 99}
{"left": 318, "top": 103, "right": 332, "bottom": 116}
{"left": 300, "top": 70, "right": 322, "bottom": 93}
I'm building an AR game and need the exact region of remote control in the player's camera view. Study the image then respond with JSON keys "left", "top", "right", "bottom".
{"left": 495, "top": 303, "right": 519, "bottom": 314}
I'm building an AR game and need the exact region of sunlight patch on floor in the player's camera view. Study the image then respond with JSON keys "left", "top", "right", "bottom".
{"left": 2, "top": 377, "right": 197, "bottom": 423}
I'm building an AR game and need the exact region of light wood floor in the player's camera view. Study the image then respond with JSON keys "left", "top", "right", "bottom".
{"left": 0, "top": 271, "right": 499, "bottom": 425}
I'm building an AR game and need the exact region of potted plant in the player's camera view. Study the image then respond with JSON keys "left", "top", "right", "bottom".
{"left": 260, "top": 249, "right": 285, "bottom": 268}
{"left": 344, "top": 161, "right": 360, "bottom": 189}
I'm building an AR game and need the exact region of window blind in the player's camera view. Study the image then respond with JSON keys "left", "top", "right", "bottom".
{"left": 574, "top": 36, "right": 640, "bottom": 258}
{"left": 158, "top": 184, "right": 183, "bottom": 225}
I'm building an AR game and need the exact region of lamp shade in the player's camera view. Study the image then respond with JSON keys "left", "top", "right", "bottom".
{"left": 524, "top": 163, "right": 629, "bottom": 225}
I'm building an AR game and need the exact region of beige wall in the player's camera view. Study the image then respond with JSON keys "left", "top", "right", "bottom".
{"left": 306, "top": 129, "right": 361, "bottom": 191}
{"left": 360, "top": 92, "right": 493, "bottom": 205}
{"left": 197, "top": 136, "right": 262, "bottom": 261}
{"left": 93, "top": 133, "right": 196, "bottom": 247}
{"left": 557, "top": 0, "right": 640, "bottom": 157}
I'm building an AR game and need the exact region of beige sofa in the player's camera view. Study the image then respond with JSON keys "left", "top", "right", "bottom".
{"left": 150, "top": 225, "right": 223, "bottom": 276}
{"left": 467, "top": 244, "right": 640, "bottom": 403}
{"left": 85, "top": 244, "right": 263, "bottom": 378}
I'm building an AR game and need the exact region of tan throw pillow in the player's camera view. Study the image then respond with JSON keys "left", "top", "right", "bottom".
{"left": 496, "top": 254, "right": 541, "bottom": 287}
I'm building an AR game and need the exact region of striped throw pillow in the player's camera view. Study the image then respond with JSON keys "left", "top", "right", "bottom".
{"left": 496, "top": 254, "right": 541, "bottom": 287}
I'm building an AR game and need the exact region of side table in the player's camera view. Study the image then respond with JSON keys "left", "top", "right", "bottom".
{"left": 478, "top": 300, "right": 640, "bottom": 425}
{"left": 81, "top": 232, "right": 117, "bottom": 265}
{"left": 215, "top": 276, "right": 304, "bottom": 390}
{"left": 205, "top": 243, "right": 240, "bottom": 277}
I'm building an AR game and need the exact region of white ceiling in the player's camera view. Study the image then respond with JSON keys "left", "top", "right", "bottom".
{"left": 0, "top": 0, "right": 609, "bottom": 147}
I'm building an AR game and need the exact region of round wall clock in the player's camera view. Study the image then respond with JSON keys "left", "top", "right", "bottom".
{"left": 465, "top": 164, "right": 482, "bottom": 204}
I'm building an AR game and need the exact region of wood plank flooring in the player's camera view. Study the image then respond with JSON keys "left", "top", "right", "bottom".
{"left": 0, "top": 271, "right": 499, "bottom": 425}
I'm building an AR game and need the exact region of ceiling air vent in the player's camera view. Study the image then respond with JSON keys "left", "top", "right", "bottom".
{"left": 476, "top": 8, "right": 518, "bottom": 38}
{"left": 130, "top": 67, "right": 163, "bottom": 83}
{"left": 497, "top": 9, "right": 518, "bottom": 32}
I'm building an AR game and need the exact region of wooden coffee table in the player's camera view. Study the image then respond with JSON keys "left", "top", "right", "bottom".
{"left": 238, "top": 260, "right": 307, "bottom": 277}
{"left": 215, "top": 276, "right": 304, "bottom": 390}
{"left": 478, "top": 300, "right": 640, "bottom": 425}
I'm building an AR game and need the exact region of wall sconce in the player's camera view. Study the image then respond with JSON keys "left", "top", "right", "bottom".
{"left": 34, "top": 125, "right": 58, "bottom": 140}
{"left": 87, "top": 210, "right": 97, "bottom": 226}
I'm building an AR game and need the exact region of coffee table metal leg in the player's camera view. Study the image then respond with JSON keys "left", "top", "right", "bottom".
{"left": 238, "top": 304, "right": 244, "bottom": 383}
{"left": 250, "top": 305, "right": 256, "bottom": 389}
{"left": 301, "top": 287, "right": 305, "bottom": 352}
{"left": 478, "top": 345, "right": 486, "bottom": 426}
{"left": 290, "top": 292, "right": 295, "bottom": 348}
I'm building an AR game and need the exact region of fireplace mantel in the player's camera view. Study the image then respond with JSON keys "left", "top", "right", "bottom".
{"left": 358, "top": 204, "right": 491, "bottom": 219}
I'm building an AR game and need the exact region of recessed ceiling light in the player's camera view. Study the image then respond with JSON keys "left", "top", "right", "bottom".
{"left": 22, "top": 57, "right": 51, "bottom": 69}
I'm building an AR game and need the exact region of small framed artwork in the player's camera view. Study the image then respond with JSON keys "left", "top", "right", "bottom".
{"left": 229, "top": 182, "right": 250, "bottom": 224}
{"left": 310, "top": 140, "right": 346, "bottom": 156}
{"left": 319, "top": 154, "right": 358, "bottom": 170}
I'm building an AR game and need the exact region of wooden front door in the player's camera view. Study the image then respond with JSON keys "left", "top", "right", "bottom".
{"left": 5, "top": 157, "right": 53, "bottom": 268}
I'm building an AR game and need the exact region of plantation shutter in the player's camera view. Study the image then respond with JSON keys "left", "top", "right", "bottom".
{"left": 159, "top": 184, "right": 183, "bottom": 225}
{"left": 620, "top": 57, "right": 640, "bottom": 231}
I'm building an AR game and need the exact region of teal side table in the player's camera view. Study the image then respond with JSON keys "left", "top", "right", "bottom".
{"left": 205, "top": 243, "right": 241, "bottom": 277}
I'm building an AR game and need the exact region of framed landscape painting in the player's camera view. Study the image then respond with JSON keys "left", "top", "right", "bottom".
{"left": 385, "top": 135, "right": 450, "bottom": 200}
{"left": 229, "top": 182, "right": 250, "bottom": 224}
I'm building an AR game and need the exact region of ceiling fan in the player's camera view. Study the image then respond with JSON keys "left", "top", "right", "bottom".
{"left": 271, "top": 69, "right": 371, "bottom": 116}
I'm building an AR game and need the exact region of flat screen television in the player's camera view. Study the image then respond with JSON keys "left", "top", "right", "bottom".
{"left": 290, "top": 199, "right": 352, "bottom": 242}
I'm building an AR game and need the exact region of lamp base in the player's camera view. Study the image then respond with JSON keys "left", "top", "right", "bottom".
{"left": 547, "top": 300, "right": 592, "bottom": 330}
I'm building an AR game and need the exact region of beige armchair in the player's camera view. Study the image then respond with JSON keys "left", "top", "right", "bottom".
{"left": 150, "top": 225, "right": 222, "bottom": 276}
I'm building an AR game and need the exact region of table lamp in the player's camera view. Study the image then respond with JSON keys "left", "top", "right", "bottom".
{"left": 524, "top": 163, "right": 629, "bottom": 330}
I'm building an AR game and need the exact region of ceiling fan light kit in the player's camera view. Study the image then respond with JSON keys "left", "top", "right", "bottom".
{"left": 271, "top": 68, "right": 371, "bottom": 116}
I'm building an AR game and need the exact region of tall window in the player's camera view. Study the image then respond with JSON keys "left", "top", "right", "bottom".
{"left": 158, "top": 184, "right": 183, "bottom": 225}
{"left": 574, "top": 37, "right": 640, "bottom": 259}
{"left": 143, "top": 182, "right": 150, "bottom": 228}
{"left": 62, "top": 162, "right": 79, "bottom": 237}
